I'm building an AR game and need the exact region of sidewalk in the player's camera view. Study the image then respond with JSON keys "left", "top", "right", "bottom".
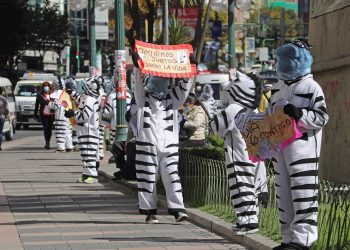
{"left": 0, "top": 132, "right": 247, "bottom": 250}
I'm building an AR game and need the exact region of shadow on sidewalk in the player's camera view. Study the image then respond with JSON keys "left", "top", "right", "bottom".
{"left": 95, "top": 236, "right": 232, "bottom": 244}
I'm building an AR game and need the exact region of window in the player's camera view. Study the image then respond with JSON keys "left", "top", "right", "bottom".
{"left": 16, "top": 85, "right": 40, "bottom": 97}
{"left": 4, "top": 85, "right": 14, "bottom": 102}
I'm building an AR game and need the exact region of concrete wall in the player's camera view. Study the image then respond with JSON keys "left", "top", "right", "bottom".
{"left": 309, "top": 0, "right": 350, "bottom": 184}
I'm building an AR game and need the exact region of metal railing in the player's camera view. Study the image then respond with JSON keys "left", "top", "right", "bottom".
{"left": 178, "top": 152, "right": 350, "bottom": 250}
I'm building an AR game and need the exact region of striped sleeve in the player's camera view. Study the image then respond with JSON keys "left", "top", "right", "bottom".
{"left": 298, "top": 83, "right": 329, "bottom": 130}
{"left": 170, "top": 77, "right": 194, "bottom": 110}
{"left": 209, "top": 104, "right": 241, "bottom": 137}
{"left": 75, "top": 97, "right": 94, "bottom": 123}
{"left": 102, "top": 93, "right": 114, "bottom": 119}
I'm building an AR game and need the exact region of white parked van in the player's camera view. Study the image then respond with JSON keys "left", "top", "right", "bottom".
{"left": 14, "top": 73, "right": 54, "bottom": 129}
{"left": 0, "top": 77, "right": 16, "bottom": 140}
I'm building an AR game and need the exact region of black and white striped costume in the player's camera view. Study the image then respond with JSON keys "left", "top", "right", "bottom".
{"left": 98, "top": 88, "right": 107, "bottom": 160}
{"left": 50, "top": 90, "right": 73, "bottom": 151}
{"left": 50, "top": 78, "right": 73, "bottom": 151}
{"left": 268, "top": 74, "right": 328, "bottom": 247}
{"left": 209, "top": 72, "right": 266, "bottom": 229}
{"left": 133, "top": 68, "right": 193, "bottom": 216}
{"left": 73, "top": 79, "right": 100, "bottom": 178}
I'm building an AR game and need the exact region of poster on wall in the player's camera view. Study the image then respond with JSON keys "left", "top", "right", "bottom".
{"left": 134, "top": 40, "right": 197, "bottom": 78}
{"left": 115, "top": 50, "right": 127, "bottom": 99}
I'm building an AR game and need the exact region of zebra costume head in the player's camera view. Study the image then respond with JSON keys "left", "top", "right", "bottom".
{"left": 143, "top": 75, "right": 169, "bottom": 98}
{"left": 83, "top": 77, "right": 100, "bottom": 99}
{"left": 199, "top": 84, "right": 214, "bottom": 101}
{"left": 53, "top": 76, "right": 64, "bottom": 90}
{"left": 275, "top": 40, "right": 313, "bottom": 81}
{"left": 64, "top": 78, "right": 76, "bottom": 91}
{"left": 227, "top": 71, "right": 262, "bottom": 110}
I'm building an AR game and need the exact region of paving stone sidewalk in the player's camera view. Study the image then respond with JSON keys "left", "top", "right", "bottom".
{"left": 0, "top": 132, "right": 248, "bottom": 250}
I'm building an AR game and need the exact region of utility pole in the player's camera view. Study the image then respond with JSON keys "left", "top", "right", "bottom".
{"left": 115, "top": 0, "right": 127, "bottom": 142}
{"left": 228, "top": 0, "right": 236, "bottom": 68}
{"left": 163, "top": 0, "right": 169, "bottom": 45}
{"left": 88, "top": 0, "right": 96, "bottom": 66}
{"left": 280, "top": 8, "right": 285, "bottom": 44}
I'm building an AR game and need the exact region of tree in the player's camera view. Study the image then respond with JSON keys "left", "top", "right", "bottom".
{"left": 0, "top": 0, "right": 27, "bottom": 72}
{"left": 23, "top": 0, "right": 69, "bottom": 69}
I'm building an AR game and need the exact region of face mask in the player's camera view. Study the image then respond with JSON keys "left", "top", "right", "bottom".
{"left": 196, "top": 86, "right": 202, "bottom": 92}
{"left": 43, "top": 86, "right": 49, "bottom": 93}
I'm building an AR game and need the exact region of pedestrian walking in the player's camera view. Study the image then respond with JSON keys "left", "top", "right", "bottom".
{"left": 34, "top": 81, "right": 55, "bottom": 149}
{"left": 0, "top": 87, "right": 9, "bottom": 150}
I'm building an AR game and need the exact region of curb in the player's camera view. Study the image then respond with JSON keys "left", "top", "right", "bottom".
{"left": 99, "top": 169, "right": 278, "bottom": 250}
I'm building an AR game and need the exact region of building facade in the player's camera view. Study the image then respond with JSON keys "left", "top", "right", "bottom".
{"left": 309, "top": 0, "right": 350, "bottom": 184}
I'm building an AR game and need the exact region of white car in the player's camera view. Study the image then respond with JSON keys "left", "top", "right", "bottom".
{"left": 14, "top": 73, "right": 54, "bottom": 129}
{"left": 0, "top": 77, "right": 16, "bottom": 140}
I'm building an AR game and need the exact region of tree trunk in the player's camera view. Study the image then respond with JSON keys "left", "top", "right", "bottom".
{"left": 195, "top": 0, "right": 213, "bottom": 63}
{"left": 192, "top": 0, "right": 206, "bottom": 56}
{"left": 145, "top": 0, "right": 156, "bottom": 43}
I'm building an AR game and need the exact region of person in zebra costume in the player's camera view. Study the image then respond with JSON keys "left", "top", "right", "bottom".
{"left": 96, "top": 76, "right": 107, "bottom": 162}
{"left": 49, "top": 77, "right": 73, "bottom": 152}
{"left": 266, "top": 41, "right": 329, "bottom": 250}
{"left": 199, "top": 84, "right": 217, "bottom": 119}
{"left": 132, "top": 62, "right": 193, "bottom": 224}
{"left": 209, "top": 70, "right": 267, "bottom": 235}
{"left": 64, "top": 78, "right": 79, "bottom": 149}
{"left": 65, "top": 77, "right": 101, "bottom": 184}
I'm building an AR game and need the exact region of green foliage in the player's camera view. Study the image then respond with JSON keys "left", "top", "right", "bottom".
{"left": 180, "top": 146, "right": 225, "bottom": 161}
{"left": 155, "top": 16, "right": 193, "bottom": 45}
{"left": 23, "top": 0, "right": 68, "bottom": 56}
{"left": 206, "top": 134, "right": 225, "bottom": 148}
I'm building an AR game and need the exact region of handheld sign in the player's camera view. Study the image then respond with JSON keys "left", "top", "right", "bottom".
{"left": 59, "top": 91, "right": 76, "bottom": 127}
{"left": 135, "top": 40, "right": 197, "bottom": 78}
{"left": 242, "top": 108, "right": 302, "bottom": 162}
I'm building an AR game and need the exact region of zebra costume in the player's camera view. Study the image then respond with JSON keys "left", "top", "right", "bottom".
{"left": 132, "top": 68, "right": 193, "bottom": 218}
{"left": 209, "top": 71, "right": 266, "bottom": 234}
{"left": 199, "top": 84, "right": 217, "bottom": 119}
{"left": 50, "top": 77, "right": 73, "bottom": 151}
{"left": 68, "top": 78, "right": 100, "bottom": 181}
{"left": 98, "top": 87, "right": 107, "bottom": 160}
{"left": 269, "top": 41, "right": 329, "bottom": 249}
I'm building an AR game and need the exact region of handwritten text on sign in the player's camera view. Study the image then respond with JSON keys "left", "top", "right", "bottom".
{"left": 242, "top": 108, "right": 301, "bottom": 162}
{"left": 135, "top": 40, "right": 196, "bottom": 78}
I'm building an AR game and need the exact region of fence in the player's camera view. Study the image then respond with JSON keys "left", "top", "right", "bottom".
{"left": 178, "top": 152, "right": 350, "bottom": 250}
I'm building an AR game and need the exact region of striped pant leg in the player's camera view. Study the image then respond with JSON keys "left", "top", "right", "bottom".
{"left": 55, "top": 120, "right": 67, "bottom": 150}
{"left": 72, "top": 129, "right": 78, "bottom": 147}
{"left": 98, "top": 124, "right": 105, "bottom": 160}
{"left": 227, "top": 161, "right": 258, "bottom": 228}
{"left": 110, "top": 128, "right": 116, "bottom": 143}
{"left": 254, "top": 161, "right": 268, "bottom": 215}
{"left": 288, "top": 158, "right": 319, "bottom": 247}
{"left": 274, "top": 156, "right": 294, "bottom": 244}
{"left": 64, "top": 122, "right": 73, "bottom": 150}
{"left": 159, "top": 149, "right": 186, "bottom": 216}
{"left": 135, "top": 142, "right": 158, "bottom": 215}
{"left": 78, "top": 135, "right": 99, "bottom": 178}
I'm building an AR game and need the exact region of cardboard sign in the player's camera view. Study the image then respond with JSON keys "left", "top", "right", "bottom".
{"left": 59, "top": 91, "right": 77, "bottom": 127}
{"left": 135, "top": 40, "right": 197, "bottom": 78}
{"left": 242, "top": 108, "right": 302, "bottom": 162}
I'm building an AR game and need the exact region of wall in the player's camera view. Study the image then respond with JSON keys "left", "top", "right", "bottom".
{"left": 309, "top": 0, "right": 350, "bottom": 184}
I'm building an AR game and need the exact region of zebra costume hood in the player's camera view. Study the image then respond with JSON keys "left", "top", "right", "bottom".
{"left": 143, "top": 75, "right": 170, "bottom": 99}
{"left": 227, "top": 71, "right": 262, "bottom": 110}
{"left": 275, "top": 40, "right": 313, "bottom": 81}
{"left": 83, "top": 77, "right": 100, "bottom": 99}
{"left": 53, "top": 76, "right": 64, "bottom": 90}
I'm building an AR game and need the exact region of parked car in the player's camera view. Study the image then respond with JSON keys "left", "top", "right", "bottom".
{"left": 0, "top": 77, "right": 16, "bottom": 140}
{"left": 14, "top": 73, "right": 54, "bottom": 129}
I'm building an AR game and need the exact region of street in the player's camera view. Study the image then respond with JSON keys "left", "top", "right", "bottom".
{"left": 0, "top": 130, "right": 247, "bottom": 250}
